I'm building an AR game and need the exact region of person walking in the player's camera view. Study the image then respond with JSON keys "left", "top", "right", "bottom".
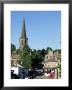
{"left": 50, "top": 69, "right": 55, "bottom": 79}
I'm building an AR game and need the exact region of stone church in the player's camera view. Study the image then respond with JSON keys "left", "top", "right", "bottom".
{"left": 11, "top": 19, "right": 28, "bottom": 67}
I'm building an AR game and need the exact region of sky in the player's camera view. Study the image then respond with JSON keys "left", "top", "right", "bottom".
{"left": 11, "top": 11, "right": 61, "bottom": 50}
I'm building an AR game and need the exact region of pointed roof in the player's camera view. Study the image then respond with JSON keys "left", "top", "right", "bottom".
{"left": 20, "top": 18, "right": 27, "bottom": 39}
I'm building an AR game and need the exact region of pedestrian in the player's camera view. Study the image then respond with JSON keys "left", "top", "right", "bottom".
{"left": 50, "top": 70, "right": 55, "bottom": 79}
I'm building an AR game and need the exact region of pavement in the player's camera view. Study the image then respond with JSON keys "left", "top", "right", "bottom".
{"left": 34, "top": 73, "right": 49, "bottom": 79}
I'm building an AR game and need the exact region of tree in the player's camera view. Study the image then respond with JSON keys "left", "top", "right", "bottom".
{"left": 57, "top": 63, "right": 61, "bottom": 78}
{"left": 20, "top": 45, "right": 32, "bottom": 69}
{"left": 11, "top": 43, "right": 16, "bottom": 54}
{"left": 16, "top": 48, "right": 20, "bottom": 54}
{"left": 21, "top": 55, "right": 32, "bottom": 69}
{"left": 41, "top": 48, "right": 46, "bottom": 57}
{"left": 54, "top": 49, "right": 61, "bottom": 54}
{"left": 31, "top": 49, "right": 44, "bottom": 68}
{"left": 46, "top": 47, "right": 53, "bottom": 54}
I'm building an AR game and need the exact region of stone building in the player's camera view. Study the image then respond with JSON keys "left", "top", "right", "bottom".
{"left": 42, "top": 50, "right": 61, "bottom": 69}
{"left": 11, "top": 19, "right": 28, "bottom": 66}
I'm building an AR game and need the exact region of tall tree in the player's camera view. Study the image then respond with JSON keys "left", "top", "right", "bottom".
{"left": 41, "top": 48, "right": 46, "bottom": 57}
{"left": 11, "top": 43, "right": 16, "bottom": 54}
{"left": 20, "top": 45, "right": 32, "bottom": 69}
{"left": 31, "top": 49, "right": 44, "bottom": 68}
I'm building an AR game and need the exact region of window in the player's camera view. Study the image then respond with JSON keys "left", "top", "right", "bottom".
{"left": 46, "top": 56, "right": 48, "bottom": 59}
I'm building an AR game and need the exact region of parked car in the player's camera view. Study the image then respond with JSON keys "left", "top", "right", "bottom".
{"left": 35, "top": 68, "right": 43, "bottom": 73}
{"left": 28, "top": 70, "right": 38, "bottom": 79}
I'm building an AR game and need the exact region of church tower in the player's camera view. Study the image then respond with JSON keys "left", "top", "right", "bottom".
{"left": 19, "top": 18, "right": 28, "bottom": 49}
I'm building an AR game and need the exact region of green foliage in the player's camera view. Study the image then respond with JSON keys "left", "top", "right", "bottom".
{"left": 16, "top": 48, "right": 20, "bottom": 54}
{"left": 59, "top": 70, "right": 61, "bottom": 77}
{"left": 57, "top": 63, "right": 61, "bottom": 78}
{"left": 21, "top": 55, "right": 32, "bottom": 69}
{"left": 57, "top": 63, "right": 61, "bottom": 70}
{"left": 20, "top": 45, "right": 32, "bottom": 69}
{"left": 47, "top": 67, "right": 51, "bottom": 71}
{"left": 41, "top": 48, "right": 46, "bottom": 57}
{"left": 11, "top": 43, "right": 16, "bottom": 54}
{"left": 29, "top": 49, "right": 44, "bottom": 68}
{"left": 14, "top": 44, "right": 61, "bottom": 70}
{"left": 54, "top": 49, "right": 61, "bottom": 54}
{"left": 46, "top": 47, "right": 53, "bottom": 54}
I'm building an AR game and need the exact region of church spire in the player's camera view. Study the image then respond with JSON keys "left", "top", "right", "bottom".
{"left": 20, "top": 18, "right": 26, "bottom": 39}
{"left": 19, "top": 18, "right": 28, "bottom": 49}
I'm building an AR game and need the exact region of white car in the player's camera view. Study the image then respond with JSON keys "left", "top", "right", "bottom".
{"left": 45, "top": 73, "right": 51, "bottom": 77}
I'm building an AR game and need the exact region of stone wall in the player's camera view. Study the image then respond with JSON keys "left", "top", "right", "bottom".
{"left": 44, "top": 62, "right": 59, "bottom": 68}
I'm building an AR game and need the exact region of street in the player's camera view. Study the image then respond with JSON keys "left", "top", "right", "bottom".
{"left": 34, "top": 74, "right": 49, "bottom": 79}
